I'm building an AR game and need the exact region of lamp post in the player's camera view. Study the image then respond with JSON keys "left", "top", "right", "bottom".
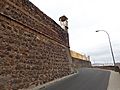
{"left": 96, "top": 30, "right": 116, "bottom": 67}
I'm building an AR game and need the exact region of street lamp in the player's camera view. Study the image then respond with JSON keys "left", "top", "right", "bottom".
{"left": 95, "top": 30, "right": 116, "bottom": 67}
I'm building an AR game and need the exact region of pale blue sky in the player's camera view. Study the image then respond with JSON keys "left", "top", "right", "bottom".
{"left": 29, "top": 0, "right": 120, "bottom": 65}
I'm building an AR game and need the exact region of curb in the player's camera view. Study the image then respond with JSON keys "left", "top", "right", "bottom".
{"left": 23, "top": 73, "right": 77, "bottom": 90}
{"left": 35, "top": 73, "right": 77, "bottom": 90}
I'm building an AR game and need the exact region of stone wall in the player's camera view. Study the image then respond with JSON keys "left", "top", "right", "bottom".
{"left": 93, "top": 66, "right": 120, "bottom": 72}
{"left": 0, "top": 0, "right": 71, "bottom": 89}
{"left": 72, "top": 57, "right": 91, "bottom": 71}
{"left": 70, "top": 50, "right": 91, "bottom": 71}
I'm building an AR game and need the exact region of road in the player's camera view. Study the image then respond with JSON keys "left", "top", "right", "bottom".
{"left": 41, "top": 68, "right": 110, "bottom": 90}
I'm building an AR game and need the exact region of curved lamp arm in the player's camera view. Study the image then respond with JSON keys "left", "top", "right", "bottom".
{"left": 96, "top": 30, "right": 116, "bottom": 66}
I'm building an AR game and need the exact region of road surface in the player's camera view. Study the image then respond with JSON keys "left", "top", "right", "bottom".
{"left": 40, "top": 68, "right": 110, "bottom": 90}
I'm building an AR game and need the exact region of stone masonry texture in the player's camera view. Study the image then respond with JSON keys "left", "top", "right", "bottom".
{"left": 0, "top": 0, "right": 71, "bottom": 89}
{"left": 72, "top": 57, "right": 91, "bottom": 70}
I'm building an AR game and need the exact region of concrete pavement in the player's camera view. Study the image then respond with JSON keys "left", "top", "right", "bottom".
{"left": 107, "top": 71, "right": 120, "bottom": 90}
{"left": 40, "top": 68, "right": 110, "bottom": 90}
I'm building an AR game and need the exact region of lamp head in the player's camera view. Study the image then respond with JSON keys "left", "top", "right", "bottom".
{"left": 96, "top": 30, "right": 99, "bottom": 32}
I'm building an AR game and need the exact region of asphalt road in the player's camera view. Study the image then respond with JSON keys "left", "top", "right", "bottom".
{"left": 41, "top": 68, "right": 110, "bottom": 90}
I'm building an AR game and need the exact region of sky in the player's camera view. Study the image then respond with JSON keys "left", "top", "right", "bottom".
{"left": 29, "top": 0, "right": 120, "bottom": 65}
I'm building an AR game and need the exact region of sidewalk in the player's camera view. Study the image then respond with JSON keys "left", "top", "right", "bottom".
{"left": 107, "top": 71, "right": 120, "bottom": 90}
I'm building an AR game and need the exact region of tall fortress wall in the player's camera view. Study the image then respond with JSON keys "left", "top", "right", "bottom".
{"left": 0, "top": 0, "right": 71, "bottom": 89}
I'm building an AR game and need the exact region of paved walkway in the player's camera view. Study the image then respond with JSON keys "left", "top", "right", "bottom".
{"left": 107, "top": 71, "right": 120, "bottom": 90}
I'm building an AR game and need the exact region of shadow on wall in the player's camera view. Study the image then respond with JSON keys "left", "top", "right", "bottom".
{"left": 72, "top": 57, "right": 91, "bottom": 72}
